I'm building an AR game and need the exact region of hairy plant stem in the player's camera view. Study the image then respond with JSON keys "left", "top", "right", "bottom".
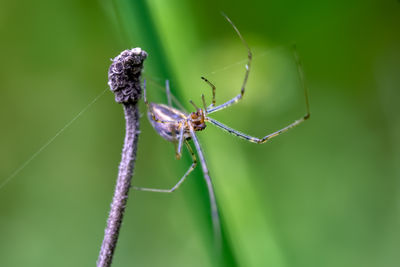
{"left": 97, "top": 103, "right": 140, "bottom": 267}
{"left": 97, "top": 48, "right": 147, "bottom": 267}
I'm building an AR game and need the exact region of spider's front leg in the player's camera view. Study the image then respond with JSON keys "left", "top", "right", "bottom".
{"left": 201, "top": 76, "right": 216, "bottom": 109}
{"left": 207, "top": 112, "right": 309, "bottom": 144}
{"left": 206, "top": 14, "right": 252, "bottom": 115}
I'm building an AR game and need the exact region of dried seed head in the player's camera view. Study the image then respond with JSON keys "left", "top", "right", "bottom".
{"left": 108, "top": 47, "right": 148, "bottom": 104}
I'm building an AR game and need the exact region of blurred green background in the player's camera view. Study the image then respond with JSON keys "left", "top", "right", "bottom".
{"left": 1, "top": 0, "right": 399, "bottom": 266}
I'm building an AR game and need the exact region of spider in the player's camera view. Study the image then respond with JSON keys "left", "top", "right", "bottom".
{"left": 133, "top": 15, "right": 310, "bottom": 242}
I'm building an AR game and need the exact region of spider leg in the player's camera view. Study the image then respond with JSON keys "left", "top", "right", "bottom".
{"left": 207, "top": 14, "right": 252, "bottom": 115}
{"left": 201, "top": 94, "right": 207, "bottom": 112}
{"left": 146, "top": 77, "right": 188, "bottom": 113}
{"left": 172, "top": 121, "right": 184, "bottom": 159}
{"left": 133, "top": 140, "right": 196, "bottom": 193}
{"left": 207, "top": 114, "right": 309, "bottom": 144}
{"left": 201, "top": 77, "right": 216, "bottom": 108}
{"left": 175, "top": 121, "right": 185, "bottom": 159}
{"left": 143, "top": 79, "right": 174, "bottom": 124}
{"left": 208, "top": 41, "right": 310, "bottom": 143}
{"left": 169, "top": 90, "right": 188, "bottom": 114}
{"left": 188, "top": 124, "right": 221, "bottom": 246}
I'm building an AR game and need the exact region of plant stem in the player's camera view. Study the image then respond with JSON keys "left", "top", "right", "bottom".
{"left": 97, "top": 48, "right": 147, "bottom": 267}
{"left": 97, "top": 103, "right": 140, "bottom": 267}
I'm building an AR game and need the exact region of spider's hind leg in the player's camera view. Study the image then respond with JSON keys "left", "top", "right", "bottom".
{"left": 174, "top": 121, "right": 185, "bottom": 159}
{"left": 143, "top": 79, "right": 173, "bottom": 124}
{"left": 133, "top": 140, "right": 196, "bottom": 193}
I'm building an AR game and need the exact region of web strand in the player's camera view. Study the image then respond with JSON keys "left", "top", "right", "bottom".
{"left": 0, "top": 88, "right": 108, "bottom": 190}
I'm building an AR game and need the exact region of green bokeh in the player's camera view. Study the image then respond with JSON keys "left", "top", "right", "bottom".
{"left": 1, "top": 0, "right": 399, "bottom": 266}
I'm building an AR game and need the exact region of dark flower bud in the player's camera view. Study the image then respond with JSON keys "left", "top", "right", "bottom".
{"left": 108, "top": 48, "right": 147, "bottom": 104}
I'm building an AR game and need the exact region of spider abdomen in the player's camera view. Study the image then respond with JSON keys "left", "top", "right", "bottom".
{"left": 148, "top": 103, "right": 191, "bottom": 142}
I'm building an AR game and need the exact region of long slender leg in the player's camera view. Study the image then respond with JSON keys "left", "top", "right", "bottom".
{"left": 146, "top": 77, "right": 188, "bottom": 113}
{"left": 207, "top": 115, "right": 309, "bottom": 144}
{"left": 143, "top": 79, "right": 174, "bottom": 124}
{"left": 201, "top": 94, "right": 210, "bottom": 117}
{"left": 207, "top": 14, "right": 252, "bottom": 115}
{"left": 133, "top": 140, "right": 196, "bottom": 193}
{"left": 201, "top": 94, "right": 207, "bottom": 112}
{"left": 188, "top": 124, "right": 221, "bottom": 247}
{"left": 206, "top": 44, "right": 311, "bottom": 144}
{"left": 172, "top": 121, "right": 184, "bottom": 159}
{"left": 175, "top": 122, "right": 185, "bottom": 159}
{"left": 207, "top": 45, "right": 310, "bottom": 144}
{"left": 189, "top": 100, "right": 199, "bottom": 110}
{"left": 163, "top": 79, "right": 187, "bottom": 113}
{"left": 201, "top": 77, "right": 216, "bottom": 108}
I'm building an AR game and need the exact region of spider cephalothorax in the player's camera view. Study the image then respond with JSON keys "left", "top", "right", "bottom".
{"left": 190, "top": 109, "right": 206, "bottom": 131}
